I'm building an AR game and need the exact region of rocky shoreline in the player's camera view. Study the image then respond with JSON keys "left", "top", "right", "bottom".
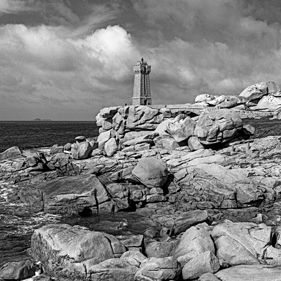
{"left": 2, "top": 81, "right": 281, "bottom": 280}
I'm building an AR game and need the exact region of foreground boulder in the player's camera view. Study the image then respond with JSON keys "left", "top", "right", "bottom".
{"left": 194, "top": 109, "right": 243, "bottom": 145}
{"left": 31, "top": 224, "right": 126, "bottom": 279}
{"left": 132, "top": 157, "right": 168, "bottom": 188}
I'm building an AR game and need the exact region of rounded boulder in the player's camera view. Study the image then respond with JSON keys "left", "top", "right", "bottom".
{"left": 132, "top": 158, "right": 168, "bottom": 188}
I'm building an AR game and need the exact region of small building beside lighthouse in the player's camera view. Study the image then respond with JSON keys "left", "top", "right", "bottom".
{"left": 132, "top": 58, "right": 152, "bottom": 105}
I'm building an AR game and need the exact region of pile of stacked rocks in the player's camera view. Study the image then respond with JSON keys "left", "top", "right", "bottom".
{"left": 95, "top": 106, "right": 254, "bottom": 157}
{"left": 195, "top": 81, "right": 281, "bottom": 112}
{"left": 53, "top": 135, "right": 97, "bottom": 160}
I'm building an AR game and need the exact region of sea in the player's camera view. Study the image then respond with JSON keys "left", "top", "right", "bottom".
{"left": 0, "top": 121, "right": 99, "bottom": 153}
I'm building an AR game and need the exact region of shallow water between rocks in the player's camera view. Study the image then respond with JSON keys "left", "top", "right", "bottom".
{"left": 0, "top": 205, "right": 158, "bottom": 267}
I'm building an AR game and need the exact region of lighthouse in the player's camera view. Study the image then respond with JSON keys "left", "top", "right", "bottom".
{"left": 132, "top": 58, "right": 152, "bottom": 105}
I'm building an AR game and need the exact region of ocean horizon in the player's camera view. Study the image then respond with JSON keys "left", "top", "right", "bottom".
{"left": 0, "top": 120, "right": 99, "bottom": 153}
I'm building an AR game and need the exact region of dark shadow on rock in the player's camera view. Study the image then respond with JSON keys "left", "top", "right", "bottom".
{"left": 78, "top": 206, "right": 93, "bottom": 217}
{"left": 162, "top": 174, "right": 174, "bottom": 196}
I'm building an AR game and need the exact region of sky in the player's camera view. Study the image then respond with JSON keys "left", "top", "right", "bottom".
{"left": 1, "top": 0, "right": 281, "bottom": 120}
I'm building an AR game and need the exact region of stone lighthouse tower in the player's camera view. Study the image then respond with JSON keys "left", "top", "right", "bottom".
{"left": 132, "top": 58, "right": 152, "bottom": 105}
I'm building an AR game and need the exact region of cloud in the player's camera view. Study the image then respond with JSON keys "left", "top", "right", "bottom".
{"left": 68, "top": 5, "right": 120, "bottom": 38}
{"left": 0, "top": 0, "right": 36, "bottom": 14}
{"left": 41, "top": 1, "right": 80, "bottom": 26}
{"left": 0, "top": 23, "right": 140, "bottom": 120}
{"left": 129, "top": 0, "right": 281, "bottom": 104}
{"left": 0, "top": 0, "right": 118, "bottom": 32}
{"left": 73, "top": 25, "right": 140, "bottom": 80}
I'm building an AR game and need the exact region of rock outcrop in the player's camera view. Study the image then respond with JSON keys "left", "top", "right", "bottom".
{"left": 4, "top": 81, "right": 281, "bottom": 280}
{"left": 194, "top": 109, "right": 243, "bottom": 145}
{"left": 95, "top": 105, "right": 255, "bottom": 157}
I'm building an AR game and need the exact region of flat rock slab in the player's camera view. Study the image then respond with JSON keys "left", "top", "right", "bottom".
{"left": 174, "top": 210, "right": 209, "bottom": 235}
{"left": 216, "top": 265, "right": 281, "bottom": 281}
{"left": 37, "top": 174, "right": 109, "bottom": 214}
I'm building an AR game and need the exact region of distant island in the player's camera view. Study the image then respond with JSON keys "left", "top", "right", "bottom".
{"left": 34, "top": 118, "right": 52, "bottom": 121}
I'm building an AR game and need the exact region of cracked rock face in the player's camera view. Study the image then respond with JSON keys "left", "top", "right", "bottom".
{"left": 30, "top": 224, "right": 126, "bottom": 279}
{"left": 194, "top": 109, "right": 243, "bottom": 145}
{"left": 37, "top": 174, "right": 109, "bottom": 214}
{"left": 166, "top": 116, "right": 196, "bottom": 143}
{"left": 212, "top": 220, "right": 281, "bottom": 267}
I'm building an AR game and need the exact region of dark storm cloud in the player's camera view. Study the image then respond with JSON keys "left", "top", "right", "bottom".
{"left": 130, "top": 0, "right": 281, "bottom": 104}
{"left": 1, "top": 0, "right": 281, "bottom": 120}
